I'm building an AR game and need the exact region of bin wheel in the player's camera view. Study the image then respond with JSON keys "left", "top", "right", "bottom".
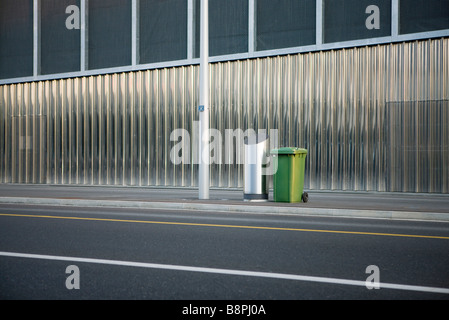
{"left": 302, "top": 192, "right": 309, "bottom": 203}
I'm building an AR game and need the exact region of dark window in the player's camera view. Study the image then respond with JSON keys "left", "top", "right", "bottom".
{"left": 209, "top": 0, "right": 248, "bottom": 56}
{"left": 140, "top": 0, "right": 187, "bottom": 64}
{"left": 324, "top": 0, "right": 391, "bottom": 43}
{"left": 88, "top": 0, "right": 132, "bottom": 69}
{"left": 400, "top": 0, "right": 449, "bottom": 34}
{"left": 195, "top": 0, "right": 248, "bottom": 57}
{"left": 0, "top": 0, "right": 33, "bottom": 79}
{"left": 41, "top": 0, "right": 80, "bottom": 75}
{"left": 256, "top": 0, "right": 316, "bottom": 51}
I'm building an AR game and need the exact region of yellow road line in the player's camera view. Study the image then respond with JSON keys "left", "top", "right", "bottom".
{"left": 1, "top": 212, "right": 448, "bottom": 240}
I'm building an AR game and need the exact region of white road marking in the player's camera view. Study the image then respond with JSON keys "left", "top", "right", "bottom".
{"left": 1, "top": 251, "right": 449, "bottom": 295}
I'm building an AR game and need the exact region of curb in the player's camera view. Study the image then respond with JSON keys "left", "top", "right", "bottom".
{"left": 1, "top": 197, "right": 448, "bottom": 222}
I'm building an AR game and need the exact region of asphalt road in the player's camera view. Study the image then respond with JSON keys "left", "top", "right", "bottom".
{"left": 1, "top": 203, "right": 449, "bottom": 303}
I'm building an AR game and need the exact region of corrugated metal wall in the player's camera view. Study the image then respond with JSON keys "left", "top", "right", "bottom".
{"left": 1, "top": 38, "right": 448, "bottom": 193}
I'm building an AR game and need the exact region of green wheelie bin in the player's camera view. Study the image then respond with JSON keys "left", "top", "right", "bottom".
{"left": 270, "top": 147, "right": 308, "bottom": 203}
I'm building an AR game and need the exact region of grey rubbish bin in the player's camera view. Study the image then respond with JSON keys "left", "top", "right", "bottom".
{"left": 243, "top": 133, "right": 269, "bottom": 201}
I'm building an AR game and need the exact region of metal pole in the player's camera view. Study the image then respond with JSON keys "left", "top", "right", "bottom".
{"left": 199, "top": 0, "right": 209, "bottom": 199}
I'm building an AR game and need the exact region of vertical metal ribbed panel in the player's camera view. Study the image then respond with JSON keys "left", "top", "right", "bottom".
{"left": 0, "top": 66, "right": 199, "bottom": 187}
{"left": 1, "top": 38, "right": 448, "bottom": 193}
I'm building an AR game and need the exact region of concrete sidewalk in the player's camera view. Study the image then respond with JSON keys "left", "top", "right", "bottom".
{"left": 0, "top": 184, "right": 448, "bottom": 222}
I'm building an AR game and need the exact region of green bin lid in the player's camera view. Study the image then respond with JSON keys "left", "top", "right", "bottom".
{"left": 270, "top": 147, "right": 307, "bottom": 155}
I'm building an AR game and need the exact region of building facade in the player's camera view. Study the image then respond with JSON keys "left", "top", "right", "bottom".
{"left": 1, "top": 0, "right": 448, "bottom": 193}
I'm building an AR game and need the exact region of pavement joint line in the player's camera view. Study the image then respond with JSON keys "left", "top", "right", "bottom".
{"left": 0, "top": 196, "right": 449, "bottom": 222}
{"left": 1, "top": 212, "right": 449, "bottom": 240}
{"left": 1, "top": 251, "right": 449, "bottom": 295}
